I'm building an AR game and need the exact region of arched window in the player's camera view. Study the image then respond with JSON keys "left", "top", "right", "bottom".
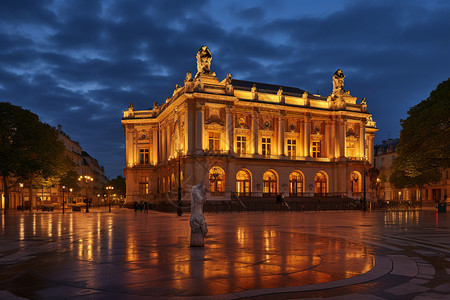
{"left": 263, "top": 170, "right": 278, "bottom": 196}
{"left": 314, "top": 171, "right": 328, "bottom": 196}
{"left": 236, "top": 169, "right": 251, "bottom": 196}
{"left": 350, "top": 171, "right": 361, "bottom": 193}
{"left": 209, "top": 166, "right": 225, "bottom": 195}
{"left": 289, "top": 171, "right": 304, "bottom": 197}
{"left": 171, "top": 173, "right": 176, "bottom": 191}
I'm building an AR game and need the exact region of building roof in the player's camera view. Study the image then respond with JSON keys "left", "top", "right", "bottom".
{"left": 374, "top": 138, "right": 400, "bottom": 156}
{"left": 231, "top": 79, "right": 306, "bottom": 96}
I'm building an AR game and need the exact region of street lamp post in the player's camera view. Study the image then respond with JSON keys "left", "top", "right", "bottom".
{"left": 106, "top": 186, "right": 114, "bottom": 213}
{"left": 19, "top": 183, "right": 24, "bottom": 212}
{"left": 62, "top": 186, "right": 65, "bottom": 214}
{"left": 363, "top": 158, "right": 367, "bottom": 212}
{"left": 79, "top": 175, "right": 94, "bottom": 213}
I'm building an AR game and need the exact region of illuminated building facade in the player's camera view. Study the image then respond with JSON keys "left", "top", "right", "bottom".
{"left": 121, "top": 46, "right": 377, "bottom": 204}
{"left": 374, "top": 139, "right": 449, "bottom": 204}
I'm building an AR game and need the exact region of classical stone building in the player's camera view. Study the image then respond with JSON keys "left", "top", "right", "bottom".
{"left": 374, "top": 139, "right": 449, "bottom": 204}
{"left": 121, "top": 46, "right": 377, "bottom": 204}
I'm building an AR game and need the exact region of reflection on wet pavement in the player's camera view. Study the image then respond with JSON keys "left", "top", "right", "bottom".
{"left": 0, "top": 210, "right": 386, "bottom": 297}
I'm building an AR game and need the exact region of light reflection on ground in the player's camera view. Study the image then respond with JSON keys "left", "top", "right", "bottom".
{"left": 0, "top": 210, "right": 377, "bottom": 297}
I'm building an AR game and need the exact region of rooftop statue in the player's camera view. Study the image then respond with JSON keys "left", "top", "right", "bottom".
{"left": 332, "top": 69, "right": 347, "bottom": 95}
{"left": 195, "top": 46, "right": 214, "bottom": 77}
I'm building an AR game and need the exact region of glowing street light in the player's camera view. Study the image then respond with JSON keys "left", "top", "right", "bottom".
{"left": 106, "top": 186, "right": 114, "bottom": 213}
{"left": 62, "top": 186, "right": 66, "bottom": 214}
{"left": 19, "top": 183, "right": 24, "bottom": 212}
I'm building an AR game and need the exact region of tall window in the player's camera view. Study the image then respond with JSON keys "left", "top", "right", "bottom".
{"left": 139, "top": 149, "right": 149, "bottom": 164}
{"left": 263, "top": 170, "right": 277, "bottom": 195}
{"left": 209, "top": 166, "right": 225, "bottom": 195}
{"left": 289, "top": 171, "right": 303, "bottom": 196}
{"left": 287, "top": 139, "right": 296, "bottom": 157}
{"left": 314, "top": 172, "right": 327, "bottom": 196}
{"left": 236, "top": 136, "right": 246, "bottom": 154}
{"left": 312, "top": 141, "right": 321, "bottom": 158}
{"left": 209, "top": 132, "right": 220, "bottom": 151}
{"left": 139, "top": 176, "right": 149, "bottom": 195}
{"left": 236, "top": 169, "right": 251, "bottom": 196}
{"left": 262, "top": 137, "right": 271, "bottom": 155}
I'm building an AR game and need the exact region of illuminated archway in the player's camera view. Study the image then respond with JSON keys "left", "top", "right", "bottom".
{"left": 263, "top": 170, "right": 278, "bottom": 196}
{"left": 350, "top": 171, "right": 361, "bottom": 193}
{"left": 209, "top": 166, "right": 225, "bottom": 195}
{"left": 289, "top": 171, "right": 304, "bottom": 196}
{"left": 236, "top": 169, "right": 251, "bottom": 196}
{"left": 314, "top": 171, "right": 328, "bottom": 196}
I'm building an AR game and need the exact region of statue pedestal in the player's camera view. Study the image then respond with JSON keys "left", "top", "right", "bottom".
{"left": 190, "top": 230, "right": 204, "bottom": 247}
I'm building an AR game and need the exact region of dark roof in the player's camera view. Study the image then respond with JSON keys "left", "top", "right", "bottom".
{"left": 374, "top": 138, "right": 400, "bottom": 155}
{"left": 231, "top": 79, "right": 306, "bottom": 95}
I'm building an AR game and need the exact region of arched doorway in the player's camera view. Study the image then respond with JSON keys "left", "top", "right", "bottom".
{"left": 209, "top": 166, "right": 225, "bottom": 195}
{"left": 236, "top": 169, "right": 251, "bottom": 196}
{"left": 263, "top": 170, "right": 278, "bottom": 196}
{"left": 289, "top": 171, "right": 304, "bottom": 197}
{"left": 314, "top": 171, "right": 328, "bottom": 196}
{"left": 350, "top": 171, "right": 361, "bottom": 193}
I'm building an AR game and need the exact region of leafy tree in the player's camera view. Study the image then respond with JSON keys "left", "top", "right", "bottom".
{"left": 391, "top": 78, "right": 450, "bottom": 188}
{"left": 0, "top": 102, "right": 65, "bottom": 211}
{"left": 367, "top": 167, "right": 380, "bottom": 199}
{"left": 107, "top": 175, "right": 126, "bottom": 197}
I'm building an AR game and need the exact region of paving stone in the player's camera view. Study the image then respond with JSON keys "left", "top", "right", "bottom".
{"left": 388, "top": 255, "right": 418, "bottom": 277}
{"left": 418, "top": 264, "right": 436, "bottom": 275}
{"left": 433, "top": 282, "right": 450, "bottom": 293}
{"left": 385, "top": 283, "right": 430, "bottom": 296}
{"left": 416, "top": 274, "right": 434, "bottom": 279}
{"left": 409, "top": 278, "right": 430, "bottom": 285}
{"left": 412, "top": 293, "right": 450, "bottom": 300}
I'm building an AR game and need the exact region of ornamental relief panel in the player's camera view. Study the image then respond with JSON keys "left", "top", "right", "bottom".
{"left": 286, "top": 119, "right": 299, "bottom": 133}
{"left": 235, "top": 114, "right": 250, "bottom": 129}
{"left": 259, "top": 115, "right": 274, "bottom": 131}
{"left": 205, "top": 106, "right": 225, "bottom": 125}
{"left": 205, "top": 123, "right": 225, "bottom": 132}
{"left": 312, "top": 121, "right": 324, "bottom": 134}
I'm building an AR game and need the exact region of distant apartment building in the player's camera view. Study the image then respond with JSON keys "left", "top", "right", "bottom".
{"left": 0, "top": 125, "right": 107, "bottom": 209}
{"left": 374, "top": 139, "right": 449, "bottom": 204}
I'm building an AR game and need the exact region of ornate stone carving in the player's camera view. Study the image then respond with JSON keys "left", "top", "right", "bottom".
{"left": 360, "top": 97, "right": 367, "bottom": 112}
{"left": 185, "top": 71, "right": 192, "bottom": 82}
{"left": 251, "top": 84, "right": 258, "bottom": 100}
{"left": 194, "top": 78, "right": 204, "bottom": 91}
{"left": 128, "top": 102, "right": 134, "bottom": 111}
{"left": 195, "top": 45, "right": 215, "bottom": 78}
{"left": 332, "top": 69, "right": 347, "bottom": 95}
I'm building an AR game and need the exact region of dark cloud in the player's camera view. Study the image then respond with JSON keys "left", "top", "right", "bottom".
{"left": 1, "top": 0, "right": 449, "bottom": 177}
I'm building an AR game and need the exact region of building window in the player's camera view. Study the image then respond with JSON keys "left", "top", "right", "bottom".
{"left": 209, "top": 166, "right": 225, "bottom": 195}
{"left": 263, "top": 170, "right": 277, "bottom": 196}
{"left": 312, "top": 141, "right": 321, "bottom": 158}
{"left": 209, "top": 132, "right": 220, "bottom": 151}
{"left": 139, "top": 149, "right": 149, "bottom": 164}
{"left": 287, "top": 139, "right": 296, "bottom": 157}
{"left": 289, "top": 171, "right": 303, "bottom": 196}
{"left": 236, "top": 169, "right": 251, "bottom": 196}
{"left": 236, "top": 136, "right": 246, "bottom": 154}
{"left": 314, "top": 172, "right": 327, "bottom": 196}
{"left": 262, "top": 137, "right": 271, "bottom": 155}
{"left": 139, "top": 176, "right": 148, "bottom": 195}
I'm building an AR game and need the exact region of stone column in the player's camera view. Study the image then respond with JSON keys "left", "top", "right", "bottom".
{"left": 338, "top": 118, "right": 345, "bottom": 159}
{"left": 304, "top": 115, "right": 311, "bottom": 157}
{"left": 359, "top": 123, "right": 365, "bottom": 158}
{"left": 152, "top": 128, "right": 158, "bottom": 164}
{"left": 278, "top": 114, "right": 285, "bottom": 156}
{"left": 368, "top": 135, "right": 374, "bottom": 164}
{"left": 252, "top": 111, "right": 259, "bottom": 155}
{"left": 166, "top": 124, "right": 171, "bottom": 159}
{"left": 325, "top": 121, "right": 330, "bottom": 158}
{"left": 125, "top": 127, "right": 134, "bottom": 167}
{"left": 186, "top": 104, "right": 195, "bottom": 155}
{"left": 195, "top": 103, "right": 204, "bottom": 153}
{"left": 330, "top": 118, "right": 336, "bottom": 158}
{"left": 225, "top": 106, "right": 233, "bottom": 152}
{"left": 161, "top": 125, "right": 167, "bottom": 162}
{"left": 299, "top": 119, "right": 304, "bottom": 157}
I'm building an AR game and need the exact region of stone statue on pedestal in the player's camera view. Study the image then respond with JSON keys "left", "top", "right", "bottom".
{"left": 332, "top": 69, "right": 347, "bottom": 95}
{"left": 189, "top": 182, "right": 208, "bottom": 247}
{"left": 195, "top": 46, "right": 215, "bottom": 78}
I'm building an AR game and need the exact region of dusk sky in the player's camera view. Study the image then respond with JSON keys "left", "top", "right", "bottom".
{"left": 1, "top": 0, "right": 449, "bottom": 178}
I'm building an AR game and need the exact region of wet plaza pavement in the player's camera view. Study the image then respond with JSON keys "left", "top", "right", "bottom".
{"left": 0, "top": 209, "right": 449, "bottom": 299}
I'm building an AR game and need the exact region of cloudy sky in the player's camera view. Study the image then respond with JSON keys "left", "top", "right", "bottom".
{"left": 1, "top": 0, "right": 449, "bottom": 178}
